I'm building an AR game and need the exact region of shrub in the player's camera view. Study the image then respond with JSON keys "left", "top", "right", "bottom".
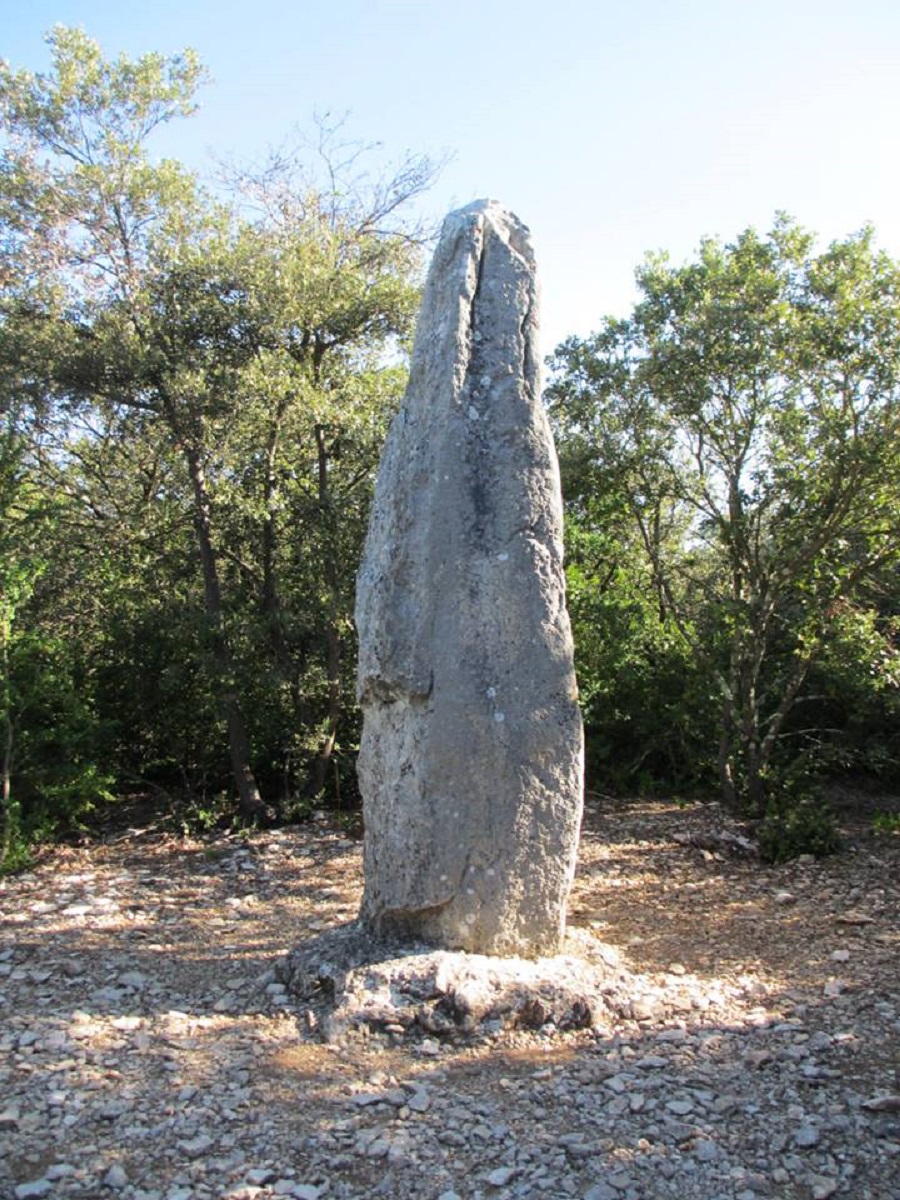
{"left": 758, "top": 798, "right": 842, "bottom": 863}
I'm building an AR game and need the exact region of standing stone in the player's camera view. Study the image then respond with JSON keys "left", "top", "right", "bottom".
{"left": 355, "top": 200, "right": 583, "bottom": 957}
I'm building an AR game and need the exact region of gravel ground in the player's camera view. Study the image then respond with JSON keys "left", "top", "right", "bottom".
{"left": 1, "top": 797, "right": 898, "bottom": 1200}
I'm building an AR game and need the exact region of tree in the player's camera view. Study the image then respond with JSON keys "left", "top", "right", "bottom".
{"left": 212, "top": 136, "right": 431, "bottom": 797}
{"left": 0, "top": 27, "right": 276, "bottom": 816}
{"left": 548, "top": 218, "right": 900, "bottom": 814}
{"left": 0, "top": 249, "right": 111, "bottom": 860}
{"left": 0, "top": 421, "right": 39, "bottom": 860}
{"left": 2, "top": 31, "right": 438, "bottom": 819}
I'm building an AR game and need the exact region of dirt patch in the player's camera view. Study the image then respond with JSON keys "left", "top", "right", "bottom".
{"left": 1, "top": 796, "right": 898, "bottom": 1200}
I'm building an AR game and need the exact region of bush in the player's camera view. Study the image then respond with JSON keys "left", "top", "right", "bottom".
{"left": 758, "top": 798, "right": 842, "bottom": 863}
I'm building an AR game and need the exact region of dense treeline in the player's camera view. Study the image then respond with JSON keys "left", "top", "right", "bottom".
{"left": 550, "top": 223, "right": 900, "bottom": 851}
{"left": 0, "top": 29, "right": 438, "bottom": 858}
{"left": 2, "top": 31, "right": 899, "bottom": 865}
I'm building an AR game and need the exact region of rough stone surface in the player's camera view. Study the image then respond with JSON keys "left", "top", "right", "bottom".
{"left": 355, "top": 199, "right": 583, "bottom": 956}
{"left": 277, "top": 924, "right": 621, "bottom": 1041}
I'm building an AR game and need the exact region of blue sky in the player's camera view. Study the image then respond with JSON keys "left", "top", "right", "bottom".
{"left": 5, "top": 0, "right": 900, "bottom": 354}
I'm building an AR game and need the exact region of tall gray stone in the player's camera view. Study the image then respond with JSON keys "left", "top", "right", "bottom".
{"left": 355, "top": 200, "right": 583, "bottom": 957}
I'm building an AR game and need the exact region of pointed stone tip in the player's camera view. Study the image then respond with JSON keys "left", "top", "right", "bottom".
{"left": 441, "top": 200, "right": 534, "bottom": 266}
{"left": 446, "top": 198, "right": 522, "bottom": 227}
{"left": 452, "top": 197, "right": 505, "bottom": 217}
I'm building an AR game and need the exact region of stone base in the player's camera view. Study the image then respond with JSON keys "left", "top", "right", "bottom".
{"left": 275, "top": 923, "right": 635, "bottom": 1044}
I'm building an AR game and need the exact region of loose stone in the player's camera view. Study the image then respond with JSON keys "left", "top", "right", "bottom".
{"left": 486, "top": 1165, "right": 518, "bottom": 1186}
{"left": 14, "top": 1182, "right": 53, "bottom": 1199}
{"left": 794, "top": 1124, "right": 821, "bottom": 1148}
{"left": 104, "top": 1163, "right": 129, "bottom": 1188}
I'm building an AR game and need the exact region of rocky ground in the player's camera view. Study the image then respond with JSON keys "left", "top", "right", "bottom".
{"left": 1, "top": 795, "right": 899, "bottom": 1200}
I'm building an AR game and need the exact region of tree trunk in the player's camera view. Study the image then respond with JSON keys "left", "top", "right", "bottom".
{"left": 1, "top": 627, "right": 15, "bottom": 859}
{"left": 306, "top": 423, "right": 342, "bottom": 799}
{"left": 260, "top": 396, "right": 292, "bottom": 673}
{"left": 717, "top": 727, "right": 737, "bottom": 811}
{"left": 738, "top": 659, "right": 767, "bottom": 816}
{"left": 184, "top": 445, "right": 269, "bottom": 821}
{"left": 744, "top": 741, "right": 766, "bottom": 816}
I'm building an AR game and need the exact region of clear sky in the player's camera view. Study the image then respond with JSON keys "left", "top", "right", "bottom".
{"left": 5, "top": 0, "right": 900, "bottom": 354}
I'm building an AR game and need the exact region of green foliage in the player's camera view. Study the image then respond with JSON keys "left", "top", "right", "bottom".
{"left": 757, "top": 797, "right": 843, "bottom": 863}
{"left": 173, "top": 791, "right": 240, "bottom": 836}
{"left": 5, "top": 26, "right": 898, "bottom": 855}
{"left": 564, "top": 518, "right": 716, "bottom": 794}
{"left": 550, "top": 216, "right": 900, "bottom": 815}
{"left": 1, "top": 28, "right": 436, "bottom": 839}
{"left": 0, "top": 829, "right": 33, "bottom": 875}
{"left": 0, "top": 26, "right": 208, "bottom": 286}
{"left": 872, "top": 811, "right": 900, "bottom": 835}
{"left": 0, "top": 420, "right": 47, "bottom": 860}
{"left": 791, "top": 599, "right": 900, "bottom": 783}
{"left": 9, "top": 630, "right": 115, "bottom": 831}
